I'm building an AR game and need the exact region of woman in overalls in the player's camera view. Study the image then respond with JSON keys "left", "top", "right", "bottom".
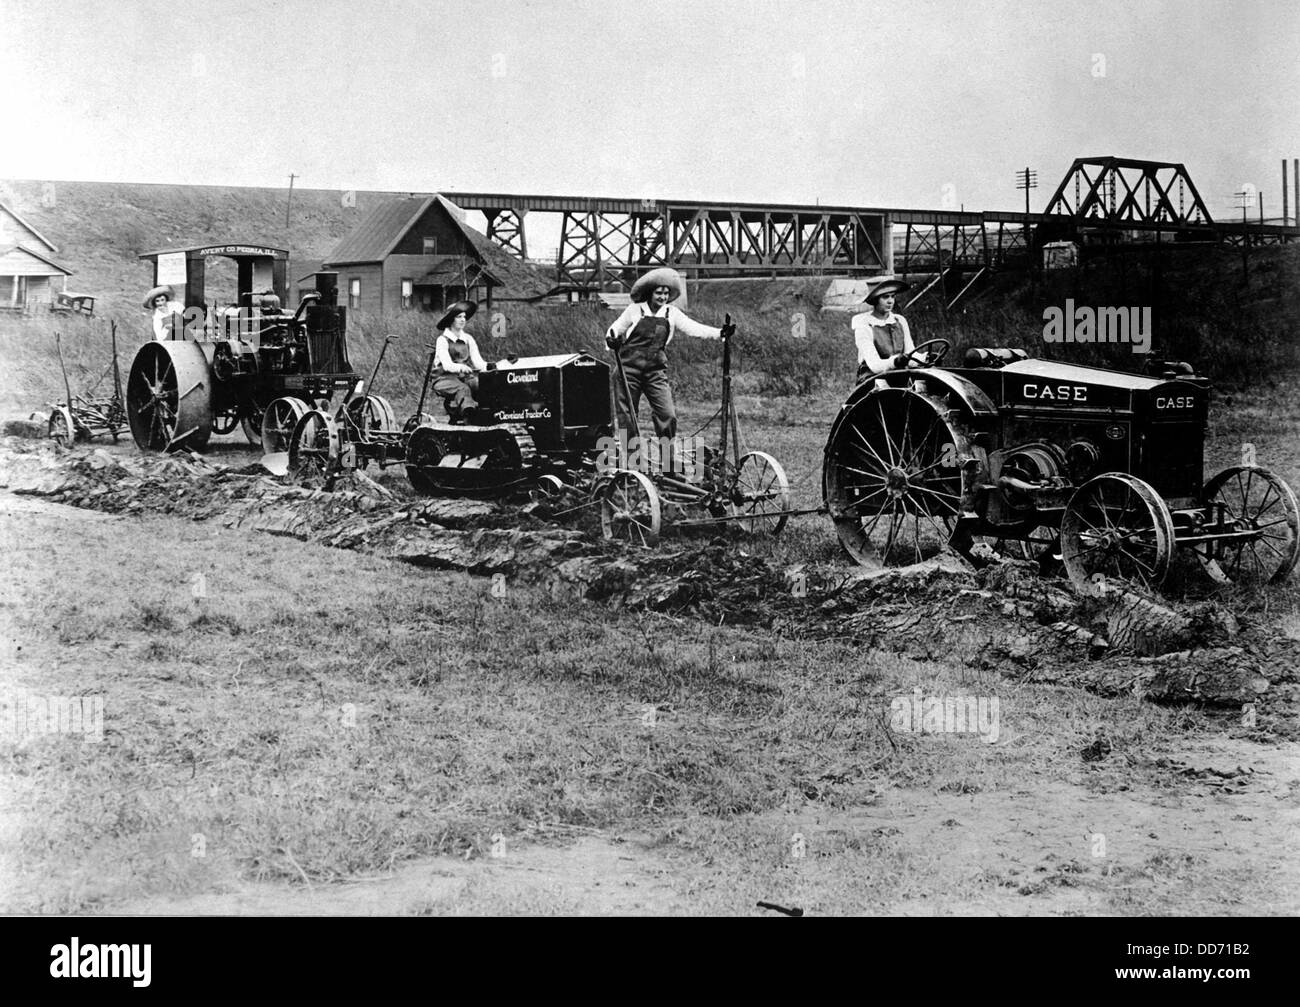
{"left": 432, "top": 300, "right": 488, "bottom": 418}
{"left": 605, "top": 267, "right": 733, "bottom": 439}
{"left": 852, "top": 276, "right": 929, "bottom": 380}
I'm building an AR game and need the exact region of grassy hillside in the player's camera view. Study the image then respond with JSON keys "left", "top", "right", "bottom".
{"left": 0, "top": 174, "right": 1296, "bottom": 418}
{"left": 0, "top": 178, "right": 542, "bottom": 319}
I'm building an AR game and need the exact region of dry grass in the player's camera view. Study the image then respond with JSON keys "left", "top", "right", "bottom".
{"left": 2, "top": 484, "right": 1291, "bottom": 913}
{"left": 3, "top": 240, "right": 1299, "bottom": 914}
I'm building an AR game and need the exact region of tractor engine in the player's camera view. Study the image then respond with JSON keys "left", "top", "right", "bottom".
{"left": 982, "top": 441, "right": 1073, "bottom": 526}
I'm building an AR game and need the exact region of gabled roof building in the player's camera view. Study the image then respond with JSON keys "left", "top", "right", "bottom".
{"left": 0, "top": 203, "right": 73, "bottom": 312}
{"left": 319, "top": 194, "right": 547, "bottom": 315}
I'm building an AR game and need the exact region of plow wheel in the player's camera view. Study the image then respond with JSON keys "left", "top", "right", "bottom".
{"left": 600, "top": 470, "right": 661, "bottom": 546}
{"left": 260, "top": 397, "right": 309, "bottom": 455}
{"left": 1061, "top": 473, "right": 1175, "bottom": 590}
{"left": 402, "top": 412, "right": 437, "bottom": 434}
{"left": 126, "top": 340, "right": 213, "bottom": 452}
{"left": 731, "top": 451, "right": 791, "bottom": 535}
{"left": 288, "top": 409, "right": 341, "bottom": 486}
{"left": 346, "top": 394, "right": 398, "bottom": 437}
{"left": 824, "top": 387, "right": 967, "bottom": 566}
{"left": 529, "top": 474, "right": 566, "bottom": 502}
{"left": 1195, "top": 465, "right": 1300, "bottom": 585}
{"left": 48, "top": 406, "right": 76, "bottom": 448}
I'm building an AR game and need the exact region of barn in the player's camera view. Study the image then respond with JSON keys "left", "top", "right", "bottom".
{"left": 0, "top": 203, "right": 73, "bottom": 313}
{"left": 322, "top": 194, "right": 545, "bottom": 315}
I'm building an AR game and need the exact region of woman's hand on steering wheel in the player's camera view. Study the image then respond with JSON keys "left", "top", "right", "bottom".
{"left": 897, "top": 338, "right": 951, "bottom": 368}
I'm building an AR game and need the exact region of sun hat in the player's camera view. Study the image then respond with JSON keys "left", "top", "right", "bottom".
{"left": 629, "top": 267, "right": 685, "bottom": 304}
{"left": 436, "top": 300, "right": 478, "bottom": 331}
{"left": 142, "top": 284, "right": 175, "bottom": 310}
{"left": 864, "top": 276, "right": 910, "bottom": 304}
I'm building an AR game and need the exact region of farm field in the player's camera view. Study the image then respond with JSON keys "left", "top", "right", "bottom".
{"left": 1, "top": 361, "right": 1298, "bottom": 915}
{"left": 2, "top": 232, "right": 1299, "bottom": 916}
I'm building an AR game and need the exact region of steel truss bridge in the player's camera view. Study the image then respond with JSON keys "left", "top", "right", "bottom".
{"left": 442, "top": 158, "right": 1299, "bottom": 296}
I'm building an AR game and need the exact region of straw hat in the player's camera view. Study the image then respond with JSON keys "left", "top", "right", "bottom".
{"left": 436, "top": 300, "right": 478, "bottom": 331}
{"left": 629, "top": 267, "right": 685, "bottom": 303}
{"left": 864, "top": 276, "right": 910, "bottom": 304}
{"left": 142, "top": 284, "right": 175, "bottom": 310}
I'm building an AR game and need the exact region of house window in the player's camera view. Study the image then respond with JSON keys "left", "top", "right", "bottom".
{"left": 348, "top": 277, "right": 361, "bottom": 308}
{"left": 401, "top": 278, "right": 413, "bottom": 310}
{"left": 421, "top": 237, "right": 437, "bottom": 255}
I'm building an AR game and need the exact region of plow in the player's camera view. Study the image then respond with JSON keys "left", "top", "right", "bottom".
{"left": 47, "top": 324, "right": 127, "bottom": 447}
{"left": 97, "top": 236, "right": 1299, "bottom": 593}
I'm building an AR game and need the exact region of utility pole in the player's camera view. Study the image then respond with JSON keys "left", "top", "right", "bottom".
{"left": 1015, "top": 166, "right": 1038, "bottom": 216}
{"left": 286, "top": 173, "right": 298, "bottom": 228}
{"left": 1016, "top": 167, "right": 1038, "bottom": 275}
{"left": 1234, "top": 190, "right": 1250, "bottom": 283}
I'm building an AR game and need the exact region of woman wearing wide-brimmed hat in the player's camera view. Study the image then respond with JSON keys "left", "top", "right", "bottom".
{"left": 142, "top": 284, "right": 182, "bottom": 341}
{"left": 431, "top": 300, "right": 488, "bottom": 418}
{"left": 851, "top": 276, "right": 929, "bottom": 379}
{"left": 605, "top": 267, "right": 735, "bottom": 440}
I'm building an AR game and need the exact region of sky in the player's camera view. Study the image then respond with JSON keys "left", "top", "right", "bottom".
{"left": 2, "top": 0, "right": 1298, "bottom": 221}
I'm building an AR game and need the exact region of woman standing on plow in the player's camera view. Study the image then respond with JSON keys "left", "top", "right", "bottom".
{"left": 605, "top": 267, "right": 734, "bottom": 440}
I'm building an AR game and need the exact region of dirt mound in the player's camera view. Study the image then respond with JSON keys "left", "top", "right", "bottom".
{"left": 4, "top": 437, "right": 1296, "bottom": 720}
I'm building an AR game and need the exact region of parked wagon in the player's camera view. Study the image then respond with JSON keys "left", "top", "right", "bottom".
{"left": 822, "top": 342, "right": 1300, "bottom": 589}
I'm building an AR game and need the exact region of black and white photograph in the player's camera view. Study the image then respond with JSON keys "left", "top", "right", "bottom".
{"left": 0, "top": 0, "right": 1296, "bottom": 936}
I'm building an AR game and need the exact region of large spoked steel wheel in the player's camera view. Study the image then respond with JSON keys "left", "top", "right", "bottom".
{"left": 288, "top": 409, "right": 341, "bottom": 486}
{"left": 824, "top": 388, "right": 967, "bottom": 565}
{"left": 600, "top": 469, "right": 661, "bottom": 546}
{"left": 261, "top": 397, "right": 309, "bottom": 455}
{"left": 126, "top": 341, "right": 213, "bottom": 452}
{"left": 1197, "top": 465, "right": 1300, "bottom": 585}
{"left": 345, "top": 394, "right": 397, "bottom": 437}
{"left": 48, "top": 406, "right": 76, "bottom": 448}
{"left": 1061, "top": 473, "right": 1175, "bottom": 590}
{"left": 731, "top": 451, "right": 791, "bottom": 535}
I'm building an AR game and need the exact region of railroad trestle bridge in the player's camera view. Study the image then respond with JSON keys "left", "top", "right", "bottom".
{"left": 442, "top": 158, "right": 1300, "bottom": 301}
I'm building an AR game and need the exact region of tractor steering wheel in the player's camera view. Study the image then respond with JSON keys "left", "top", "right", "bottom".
{"left": 897, "top": 338, "right": 951, "bottom": 369}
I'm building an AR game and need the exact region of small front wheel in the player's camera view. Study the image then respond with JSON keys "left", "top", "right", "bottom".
{"left": 1061, "top": 473, "right": 1175, "bottom": 590}
{"left": 261, "top": 397, "right": 309, "bottom": 455}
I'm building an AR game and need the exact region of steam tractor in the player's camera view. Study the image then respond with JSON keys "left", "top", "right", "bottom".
{"left": 126, "top": 244, "right": 358, "bottom": 452}
{"left": 823, "top": 341, "right": 1300, "bottom": 590}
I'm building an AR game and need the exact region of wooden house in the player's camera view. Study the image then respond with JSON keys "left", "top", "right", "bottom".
{"left": 0, "top": 203, "right": 73, "bottom": 312}
{"left": 323, "top": 194, "right": 547, "bottom": 315}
